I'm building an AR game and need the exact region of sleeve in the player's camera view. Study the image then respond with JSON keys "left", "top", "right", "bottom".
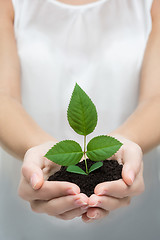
{"left": 144, "top": 0, "right": 153, "bottom": 38}
{"left": 146, "top": 0, "right": 154, "bottom": 10}
{"left": 11, "top": 0, "right": 24, "bottom": 40}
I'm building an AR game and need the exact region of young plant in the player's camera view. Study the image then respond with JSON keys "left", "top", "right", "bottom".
{"left": 44, "top": 83, "right": 123, "bottom": 175}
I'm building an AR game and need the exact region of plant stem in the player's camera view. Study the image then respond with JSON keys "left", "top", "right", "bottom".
{"left": 84, "top": 135, "right": 89, "bottom": 174}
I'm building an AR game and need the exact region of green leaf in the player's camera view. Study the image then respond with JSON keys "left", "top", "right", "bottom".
{"left": 89, "top": 162, "right": 103, "bottom": 173}
{"left": 66, "top": 165, "right": 87, "bottom": 175}
{"left": 86, "top": 135, "right": 123, "bottom": 161}
{"left": 44, "top": 140, "right": 83, "bottom": 166}
{"left": 67, "top": 83, "right": 97, "bottom": 136}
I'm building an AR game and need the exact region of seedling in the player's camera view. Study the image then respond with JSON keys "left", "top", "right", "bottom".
{"left": 44, "top": 83, "right": 123, "bottom": 175}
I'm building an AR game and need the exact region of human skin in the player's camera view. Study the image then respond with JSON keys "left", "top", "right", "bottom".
{"left": 0, "top": 0, "right": 160, "bottom": 223}
{"left": 56, "top": 0, "right": 99, "bottom": 5}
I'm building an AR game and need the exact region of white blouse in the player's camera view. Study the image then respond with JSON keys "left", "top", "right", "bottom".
{"left": 1, "top": 0, "right": 160, "bottom": 239}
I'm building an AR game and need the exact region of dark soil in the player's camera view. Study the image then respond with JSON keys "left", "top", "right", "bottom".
{"left": 48, "top": 159, "right": 123, "bottom": 197}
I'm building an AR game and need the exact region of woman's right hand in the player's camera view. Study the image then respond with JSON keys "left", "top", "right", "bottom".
{"left": 18, "top": 141, "right": 89, "bottom": 220}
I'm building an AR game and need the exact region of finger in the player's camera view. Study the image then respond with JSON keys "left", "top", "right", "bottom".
{"left": 86, "top": 207, "right": 109, "bottom": 220}
{"left": 56, "top": 206, "right": 89, "bottom": 220}
{"left": 22, "top": 150, "right": 45, "bottom": 190}
{"left": 94, "top": 174, "right": 144, "bottom": 199}
{"left": 22, "top": 145, "right": 60, "bottom": 190}
{"left": 81, "top": 208, "right": 109, "bottom": 223}
{"left": 94, "top": 179, "right": 129, "bottom": 198}
{"left": 81, "top": 213, "right": 95, "bottom": 223}
{"left": 122, "top": 145, "right": 142, "bottom": 186}
{"left": 18, "top": 180, "right": 80, "bottom": 201}
{"left": 88, "top": 194, "right": 131, "bottom": 211}
{"left": 30, "top": 193, "right": 88, "bottom": 216}
{"left": 22, "top": 164, "right": 44, "bottom": 190}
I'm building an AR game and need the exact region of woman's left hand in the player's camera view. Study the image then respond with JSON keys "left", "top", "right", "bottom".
{"left": 81, "top": 135, "right": 145, "bottom": 223}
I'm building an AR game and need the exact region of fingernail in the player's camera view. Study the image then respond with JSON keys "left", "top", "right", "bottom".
{"left": 89, "top": 212, "right": 99, "bottom": 219}
{"left": 75, "top": 199, "right": 88, "bottom": 206}
{"left": 81, "top": 205, "right": 89, "bottom": 210}
{"left": 67, "top": 188, "right": 79, "bottom": 195}
{"left": 89, "top": 203, "right": 98, "bottom": 207}
{"left": 128, "top": 171, "right": 135, "bottom": 184}
{"left": 30, "top": 174, "right": 39, "bottom": 189}
{"left": 97, "top": 190, "right": 107, "bottom": 196}
{"left": 89, "top": 200, "right": 99, "bottom": 207}
{"left": 89, "top": 196, "right": 100, "bottom": 207}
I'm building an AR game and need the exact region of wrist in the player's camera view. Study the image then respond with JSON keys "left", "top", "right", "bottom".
{"left": 109, "top": 127, "right": 140, "bottom": 146}
{"left": 21, "top": 134, "right": 58, "bottom": 161}
{"left": 26, "top": 134, "right": 57, "bottom": 150}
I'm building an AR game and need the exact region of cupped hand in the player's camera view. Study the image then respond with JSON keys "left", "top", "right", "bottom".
{"left": 81, "top": 135, "right": 145, "bottom": 223}
{"left": 18, "top": 141, "right": 89, "bottom": 220}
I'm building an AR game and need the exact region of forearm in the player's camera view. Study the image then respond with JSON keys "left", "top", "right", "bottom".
{"left": 0, "top": 94, "right": 56, "bottom": 160}
{"left": 111, "top": 21, "right": 160, "bottom": 153}
{"left": 111, "top": 97, "right": 160, "bottom": 153}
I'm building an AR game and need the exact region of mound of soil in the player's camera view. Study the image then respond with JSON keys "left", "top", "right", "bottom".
{"left": 48, "top": 159, "right": 123, "bottom": 197}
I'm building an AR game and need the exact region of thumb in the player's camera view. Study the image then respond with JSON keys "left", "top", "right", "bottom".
{"left": 22, "top": 162, "right": 44, "bottom": 190}
{"left": 122, "top": 146, "right": 142, "bottom": 186}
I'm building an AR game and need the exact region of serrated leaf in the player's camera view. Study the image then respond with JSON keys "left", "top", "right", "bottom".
{"left": 66, "top": 165, "right": 87, "bottom": 175}
{"left": 67, "top": 83, "right": 97, "bottom": 136}
{"left": 89, "top": 162, "right": 103, "bottom": 173}
{"left": 44, "top": 140, "right": 83, "bottom": 166}
{"left": 86, "top": 135, "right": 123, "bottom": 161}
